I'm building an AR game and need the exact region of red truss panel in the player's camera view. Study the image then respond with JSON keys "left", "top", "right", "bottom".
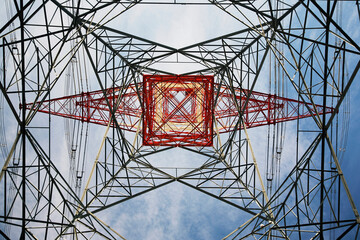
{"left": 214, "top": 85, "right": 334, "bottom": 133}
{"left": 143, "top": 75, "right": 214, "bottom": 147}
{"left": 23, "top": 85, "right": 142, "bottom": 132}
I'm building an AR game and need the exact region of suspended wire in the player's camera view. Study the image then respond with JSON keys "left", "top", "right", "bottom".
{"left": 0, "top": 0, "right": 22, "bottom": 236}
{"left": 61, "top": 2, "right": 91, "bottom": 233}
{"left": 0, "top": 0, "right": 15, "bottom": 162}
{"left": 328, "top": 2, "right": 353, "bottom": 239}
{"left": 266, "top": 3, "right": 274, "bottom": 197}
{"left": 338, "top": 86, "right": 350, "bottom": 163}
{"left": 274, "top": 39, "right": 286, "bottom": 203}
{"left": 265, "top": 0, "right": 287, "bottom": 202}
{"left": 266, "top": 48, "right": 273, "bottom": 185}
{"left": 0, "top": 75, "right": 8, "bottom": 162}
{"left": 63, "top": 10, "right": 91, "bottom": 203}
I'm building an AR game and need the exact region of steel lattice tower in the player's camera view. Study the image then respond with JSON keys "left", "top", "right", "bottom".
{"left": 0, "top": 1, "right": 360, "bottom": 239}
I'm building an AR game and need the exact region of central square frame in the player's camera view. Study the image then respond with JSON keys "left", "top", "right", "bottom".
{"left": 143, "top": 75, "right": 214, "bottom": 146}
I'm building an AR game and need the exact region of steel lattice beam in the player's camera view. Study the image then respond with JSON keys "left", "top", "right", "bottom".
{"left": 23, "top": 75, "right": 334, "bottom": 147}
{"left": 0, "top": 0, "right": 359, "bottom": 239}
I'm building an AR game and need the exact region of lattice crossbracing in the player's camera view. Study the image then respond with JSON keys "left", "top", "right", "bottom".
{"left": 0, "top": 0, "right": 359, "bottom": 239}
{"left": 24, "top": 74, "right": 333, "bottom": 147}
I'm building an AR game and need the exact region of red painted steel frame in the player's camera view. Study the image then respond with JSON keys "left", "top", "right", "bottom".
{"left": 23, "top": 85, "right": 142, "bottom": 132}
{"left": 24, "top": 75, "right": 334, "bottom": 147}
{"left": 214, "top": 85, "right": 333, "bottom": 133}
{"left": 142, "top": 75, "right": 214, "bottom": 147}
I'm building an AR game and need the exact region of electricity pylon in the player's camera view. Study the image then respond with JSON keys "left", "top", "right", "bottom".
{"left": 0, "top": 1, "right": 359, "bottom": 239}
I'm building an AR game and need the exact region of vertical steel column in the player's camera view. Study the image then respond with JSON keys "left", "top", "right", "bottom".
{"left": 20, "top": 0, "right": 26, "bottom": 238}
{"left": 320, "top": 1, "right": 331, "bottom": 238}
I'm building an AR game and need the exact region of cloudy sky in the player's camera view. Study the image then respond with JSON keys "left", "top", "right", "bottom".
{"left": 1, "top": 1, "right": 360, "bottom": 239}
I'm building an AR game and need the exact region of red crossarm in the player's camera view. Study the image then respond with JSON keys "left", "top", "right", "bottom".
{"left": 23, "top": 75, "right": 334, "bottom": 147}
{"left": 214, "top": 85, "right": 333, "bottom": 133}
{"left": 24, "top": 85, "right": 142, "bottom": 132}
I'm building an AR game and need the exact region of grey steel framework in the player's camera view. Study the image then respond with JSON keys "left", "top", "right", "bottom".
{"left": 0, "top": 0, "right": 359, "bottom": 239}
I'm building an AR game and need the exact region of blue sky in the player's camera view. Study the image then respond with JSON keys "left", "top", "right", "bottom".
{"left": 342, "top": 79, "right": 360, "bottom": 211}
